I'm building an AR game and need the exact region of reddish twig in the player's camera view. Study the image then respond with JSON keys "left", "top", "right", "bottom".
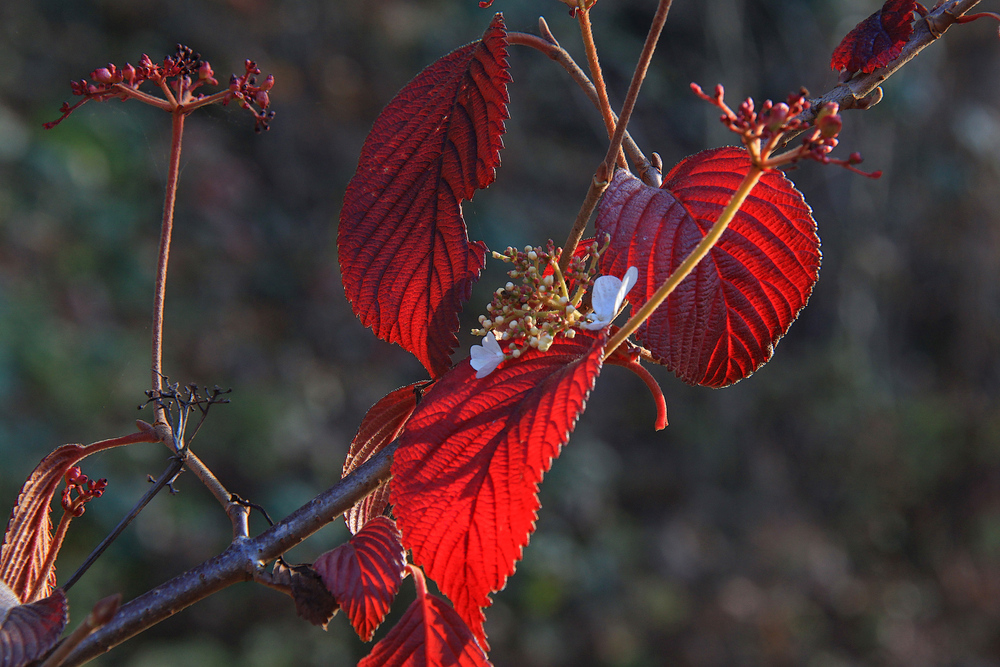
{"left": 508, "top": 25, "right": 658, "bottom": 186}
{"left": 559, "top": 0, "right": 675, "bottom": 274}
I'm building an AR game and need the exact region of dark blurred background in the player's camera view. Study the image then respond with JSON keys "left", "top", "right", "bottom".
{"left": 1, "top": 0, "right": 999, "bottom": 665}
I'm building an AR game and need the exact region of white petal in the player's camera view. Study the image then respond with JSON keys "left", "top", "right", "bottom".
{"left": 470, "top": 333, "right": 505, "bottom": 378}
{"left": 619, "top": 266, "right": 638, "bottom": 303}
{"left": 582, "top": 266, "right": 639, "bottom": 331}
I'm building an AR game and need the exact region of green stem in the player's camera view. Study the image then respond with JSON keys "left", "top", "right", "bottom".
{"left": 604, "top": 165, "right": 764, "bottom": 359}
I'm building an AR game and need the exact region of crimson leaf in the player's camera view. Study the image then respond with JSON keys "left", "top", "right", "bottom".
{"left": 391, "top": 331, "right": 607, "bottom": 648}
{"left": 597, "top": 148, "right": 820, "bottom": 388}
{"left": 1, "top": 445, "right": 87, "bottom": 602}
{"left": 315, "top": 516, "right": 406, "bottom": 642}
{"left": 342, "top": 384, "right": 424, "bottom": 534}
{"left": 359, "top": 567, "right": 490, "bottom": 667}
{"left": 831, "top": 0, "right": 916, "bottom": 74}
{"left": 0, "top": 585, "right": 68, "bottom": 667}
{"left": 338, "top": 14, "right": 510, "bottom": 377}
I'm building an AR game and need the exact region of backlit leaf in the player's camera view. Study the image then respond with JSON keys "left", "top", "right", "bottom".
{"left": 315, "top": 516, "right": 406, "bottom": 642}
{"left": 359, "top": 568, "right": 490, "bottom": 667}
{"left": 831, "top": 0, "right": 916, "bottom": 74}
{"left": 1, "top": 445, "right": 87, "bottom": 602}
{"left": 0, "top": 586, "right": 68, "bottom": 667}
{"left": 343, "top": 384, "right": 424, "bottom": 534}
{"left": 338, "top": 14, "right": 510, "bottom": 377}
{"left": 391, "top": 331, "right": 606, "bottom": 648}
{"left": 597, "top": 148, "right": 820, "bottom": 387}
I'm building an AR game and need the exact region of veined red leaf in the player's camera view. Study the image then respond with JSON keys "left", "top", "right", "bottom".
{"left": 597, "top": 148, "right": 820, "bottom": 388}
{"left": 1, "top": 445, "right": 87, "bottom": 602}
{"left": 359, "top": 566, "right": 490, "bottom": 667}
{"left": 338, "top": 14, "right": 510, "bottom": 377}
{"left": 831, "top": 0, "right": 916, "bottom": 74}
{"left": 315, "top": 516, "right": 406, "bottom": 642}
{"left": 391, "top": 331, "right": 607, "bottom": 648}
{"left": 343, "top": 384, "right": 425, "bottom": 534}
{"left": 0, "top": 584, "right": 68, "bottom": 667}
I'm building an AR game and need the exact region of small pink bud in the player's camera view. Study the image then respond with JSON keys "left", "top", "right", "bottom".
{"left": 254, "top": 91, "right": 270, "bottom": 107}
{"left": 198, "top": 61, "right": 214, "bottom": 80}
{"left": 123, "top": 63, "right": 137, "bottom": 84}
{"left": 93, "top": 67, "right": 114, "bottom": 84}
{"left": 259, "top": 74, "right": 274, "bottom": 91}
{"left": 817, "top": 113, "right": 842, "bottom": 139}
{"left": 229, "top": 73, "right": 240, "bottom": 91}
{"left": 763, "top": 102, "right": 789, "bottom": 131}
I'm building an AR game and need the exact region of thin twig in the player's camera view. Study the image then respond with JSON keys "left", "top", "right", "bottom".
{"left": 576, "top": 8, "right": 627, "bottom": 169}
{"left": 508, "top": 27, "right": 658, "bottom": 186}
{"left": 60, "top": 440, "right": 397, "bottom": 666}
{"left": 559, "top": 0, "right": 675, "bottom": 273}
{"left": 598, "top": 0, "right": 674, "bottom": 183}
{"left": 61, "top": 456, "right": 187, "bottom": 593}
{"left": 151, "top": 111, "right": 185, "bottom": 427}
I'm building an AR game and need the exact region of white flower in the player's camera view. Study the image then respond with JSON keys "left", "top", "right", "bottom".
{"left": 470, "top": 332, "right": 505, "bottom": 378}
{"left": 582, "top": 266, "right": 639, "bottom": 331}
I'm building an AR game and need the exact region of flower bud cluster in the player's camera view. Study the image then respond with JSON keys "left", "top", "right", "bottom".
{"left": 226, "top": 60, "right": 276, "bottom": 132}
{"left": 690, "top": 82, "right": 880, "bottom": 178}
{"left": 61, "top": 466, "right": 108, "bottom": 517}
{"left": 45, "top": 45, "right": 275, "bottom": 132}
{"left": 472, "top": 239, "right": 605, "bottom": 359}
{"left": 691, "top": 83, "right": 814, "bottom": 148}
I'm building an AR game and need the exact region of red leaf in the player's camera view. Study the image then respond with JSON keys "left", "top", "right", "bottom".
{"left": 596, "top": 148, "right": 820, "bottom": 388}
{"left": 343, "top": 384, "right": 424, "bottom": 534}
{"left": 315, "top": 516, "right": 406, "bottom": 642}
{"left": 831, "top": 0, "right": 916, "bottom": 74}
{"left": 0, "top": 585, "right": 68, "bottom": 667}
{"left": 391, "top": 331, "right": 607, "bottom": 648}
{"left": 338, "top": 14, "right": 510, "bottom": 377}
{"left": 359, "top": 567, "right": 490, "bottom": 667}
{"left": 1, "top": 445, "right": 87, "bottom": 602}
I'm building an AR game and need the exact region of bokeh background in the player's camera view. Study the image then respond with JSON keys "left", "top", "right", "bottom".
{"left": 1, "top": 0, "right": 999, "bottom": 665}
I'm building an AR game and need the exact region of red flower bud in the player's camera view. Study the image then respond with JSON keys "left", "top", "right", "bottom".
{"left": 254, "top": 91, "right": 270, "bottom": 108}
{"left": 93, "top": 68, "right": 114, "bottom": 84}
{"left": 763, "top": 102, "right": 790, "bottom": 131}
{"left": 817, "top": 113, "right": 842, "bottom": 139}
